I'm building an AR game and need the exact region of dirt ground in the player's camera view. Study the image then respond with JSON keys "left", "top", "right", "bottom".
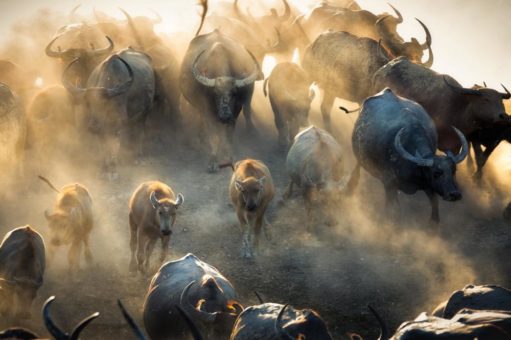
{"left": 1, "top": 88, "right": 510, "bottom": 339}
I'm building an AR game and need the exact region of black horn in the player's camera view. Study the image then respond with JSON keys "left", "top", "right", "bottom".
{"left": 275, "top": 304, "right": 294, "bottom": 340}
{"left": 500, "top": 84, "right": 511, "bottom": 99}
{"left": 415, "top": 18, "right": 432, "bottom": 50}
{"left": 91, "top": 36, "right": 114, "bottom": 55}
{"left": 387, "top": 3, "right": 403, "bottom": 23}
{"left": 368, "top": 304, "right": 390, "bottom": 340}
{"left": 118, "top": 300, "right": 146, "bottom": 340}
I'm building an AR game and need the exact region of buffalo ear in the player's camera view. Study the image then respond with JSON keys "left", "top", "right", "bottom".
{"left": 150, "top": 191, "right": 160, "bottom": 209}
{"left": 44, "top": 210, "right": 52, "bottom": 221}
{"left": 235, "top": 180, "right": 244, "bottom": 192}
{"left": 175, "top": 193, "right": 184, "bottom": 208}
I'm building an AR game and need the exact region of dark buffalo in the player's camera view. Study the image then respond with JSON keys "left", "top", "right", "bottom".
{"left": 179, "top": 29, "right": 261, "bottom": 172}
{"left": 466, "top": 121, "right": 511, "bottom": 180}
{"left": 231, "top": 303, "right": 332, "bottom": 340}
{"left": 280, "top": 2, "right": 431, "bottom": 63}
{"left": 263, "top": 62, "right": 314, "bottom": 148}
{"left": 46, "top": 25, "right": 114, "bottom": 89}
{"left": 433, "top": 284, "right": 511, "bottom": 319}
{"left": 143, "top": 253, "right": 243, "bottom": 339}
{"left": 373, "top": 57, "right": 511, "bottom": 154}
{"left": 391, "top": 309, "right": 511, "bottom": 339}
{"left": 350, "top": 88, "right": 468, "bottom": 223}
{"left": 0, "top": 226, "right": 45, "bottom": 320}
{"left": 63, "top": 48, "right": 155, "bottom": 180}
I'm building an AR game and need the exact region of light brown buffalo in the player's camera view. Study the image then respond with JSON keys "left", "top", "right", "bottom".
{"left": 128, "top": 181, "right": 184, "bottom": 273}
{"left": 40, "top": 176, "right": 93, "bottom": 272}
{"left": 229, "top": 159, "right": 274, "bottom": 259}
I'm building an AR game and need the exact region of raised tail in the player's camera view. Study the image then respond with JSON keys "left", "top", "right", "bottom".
{"left": 38, "top": 176, "right": 60, "bottom": 193}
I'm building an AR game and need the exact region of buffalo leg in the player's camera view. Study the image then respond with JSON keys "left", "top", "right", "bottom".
{"left": 145, "top": 237, "right": 157, "bottom": 271}
{"left": 160, "top": 235, "right": 170, "bottom": 264}
{"left": 283, "top": 181, "right": 294, "bottom": 200}
{"left": 129, "top": 213, "right": 138, "bottom": 273}
{"left": 253, "top": 213, "right": 265, "bottom": 255}
{"left": 474, "top": 141, "right": 499, "bottom": 180}
{"left": 320, "top": 91, "right": 335, "bottom": 132}
{"left": 68, "top": 239, "right": 83, "bottom": 272}
{"left": 136, "top": 232, "right": 148, "bottom": 273}
{"left": 242, "top": 88, "right": 257, "bottom": 134}
{"left": 271, "top": 97, "right": 287, "bottom": 148}
{"left": 304, "top": 187, "right": 315, "bottom": 233}
{"left": 83, "top": 233, "right": 93, "bottom": 266}
{"left": 466, "top": 142, "right": 475, "bottom": 171}
{"left": 425, "top": 190, "right": 440, "bottom": 225}
{"left": 346, "top": 162, "right": 361, "bottom": 195}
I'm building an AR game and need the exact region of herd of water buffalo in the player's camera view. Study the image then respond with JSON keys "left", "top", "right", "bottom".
{"left": 1, "top": 0, "right": 511, "bottom": 338}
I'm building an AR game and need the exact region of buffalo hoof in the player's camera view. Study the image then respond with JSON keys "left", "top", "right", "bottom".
{"left": 207, "top": 163, "right": 219, "bottom": 173}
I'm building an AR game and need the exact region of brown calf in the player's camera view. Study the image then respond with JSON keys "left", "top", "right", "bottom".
{"left": 229, "top": 159, "right": 274, "bottom": 259}
{"left": 128, "top": 181, "right": 184, "bottom": 273}
{"left": 40, "top": 176, "right": 93, "bottom": 272}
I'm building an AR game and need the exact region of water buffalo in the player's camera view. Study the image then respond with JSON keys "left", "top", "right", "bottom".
{"left": 179, "top": 29, "right": 262, "bottom": 172}
{"left": 229, "top": 159, "right": 274, "bottom": 259}
{"left": 0, "top": 82, "right": 25, "bottom": 179}
{"left": 0, "top": 226, "right": 45, "bottom": 320}
{"left": 373, "top": 57, "right": 511, "bottom": 154}
{"left": 280, "top": 2, "right": 431, "bottom": 63}
{"left": 143, "top": 253, "right": 243, "bottom": 339}
{"left": 46, "top": 28, "right": 114, "bottom": 89}
{"left": 466, "top": 121, "right": 511, "bottom": 180}
{"left": 62, "top": 48, "right": 155, "bottom": 180}
{"left": 302, "top": 30, "right": 432, "bottom": 132}
{"left": 39, "top": 176, "right": 93, "bottom": 271}
{"left": 26, "top": 85, "right": 75, "bottom": 165}
{"left": 231, "top": 303, "right": 332, "bottom": 340}
{"left": 43, "top": 296, "right": 99, "bottom": 340}
{"left": 285, "top": 126, "right": 344, "bottom": 231}
{"left": 128, "top": 181, "right": 184, "bottom": 274}
{"left": 350, "top": 88, "right": 468, "bottom": 223}
{"left": 263, "top": 62, "right": 314, "bottom": 148}
{"left": 433, "top": 284, "right": 511, "bottom": 319}
{"left": 391, "top": 309, "right": 511, "bottom": 339}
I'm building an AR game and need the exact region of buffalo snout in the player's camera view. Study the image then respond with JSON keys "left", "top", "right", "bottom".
{"left": 246, "top": 203, "right": 257, "bottom": 211}
{"left": 444, "top": 191, "right": 462, "bottom": 201}
{"left": 160, "top": 229, "right": 172, "bottom": 236}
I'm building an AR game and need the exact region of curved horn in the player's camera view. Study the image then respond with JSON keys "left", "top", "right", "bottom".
{"left": 234, "top": 49, "right": 261, "bottom": 88}
{"left": 118, "top": 300, "right": 146, "bottom": 340}
{"left": 91, "top": 36, "right": 114, "bottom": 55}
{"left": 415, "top": 18, "right": 431, "bottom": 50}
{"left": 68, "top": 4, "right": 81, "bottom": 22}
{"left": 43, "top": 296, "right": 68, "bottom": 340}
{"left": 368, "top": 305, "right": 390, "bottom": 340}
{"left": 45, "top": 36, "right": 65, "bottom": 58}
{"left": 421, "top": 40, "right": 434, "bottom": 68}
{"left": 448, "top": 127, "right": 469, "bottom": 164}
{"left": 69, "top": 312, "right": 100, "bottom": 340}
{"left": 394, "top": 128, "right": 434, "bottom": 167}
{"left": 275, "top": 304, "right": 294, "bottom": 340}
{"left": 180, "top": 281, "right": 218, "bottom": 323}
{"left": 279, "top": 0, "right": 291, "bottom": 22}
{"left": 176, "top": 306, "right": 205, "bottom": 340}
{"left": 105, "top": 57, "right": 134, "bottom": 97}
{"left": 149, "top": 9, "right": 162, "bottom": 24}
{"left": 387, "top": 3, "right": 403, "bottom": 23}
{"left": 61, "top": 58, "right": 87, "bottom": 96}
{"left": 119, "top": 8, "right": 145, "bottom": 50}
{"left": 443, "top": 76, "right": 481, "bottom": 96}
{"left": 500, "top": 84, "right": 511, "bottom": 99}
{"left": 150, "top": 191, "right": 160, "bottom": 209}
{"left": 192, "top": 51, "right": 215, "bottom": 87}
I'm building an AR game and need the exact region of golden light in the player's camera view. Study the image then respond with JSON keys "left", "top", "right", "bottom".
{"left": 34, "top": 77, "right": 44, "bottom": 88}
{"left": 262, "top": 55, "right": 276, "bottom": 77}
{"left": 292, "top": 48, "right": 300, "bottom": 64}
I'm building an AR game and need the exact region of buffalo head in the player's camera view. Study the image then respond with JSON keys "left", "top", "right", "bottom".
{"left": 149, "top": 191, "right": 184, "bottom": 236}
